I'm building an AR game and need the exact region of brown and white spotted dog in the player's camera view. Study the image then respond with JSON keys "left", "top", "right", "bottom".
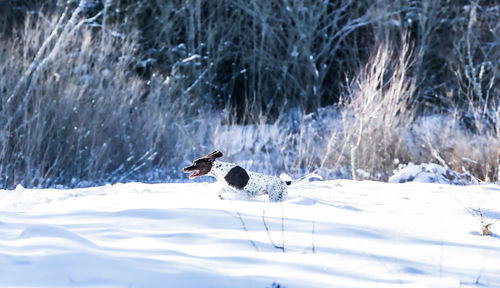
{"left": 183, "top": 151, "right": 290, "bottom": 202}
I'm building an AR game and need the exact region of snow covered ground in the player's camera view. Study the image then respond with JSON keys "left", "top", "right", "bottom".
{"left": 0, "top": 180, "right": 499, "bottom": 288}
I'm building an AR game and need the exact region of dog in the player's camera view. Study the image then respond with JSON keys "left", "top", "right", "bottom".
{"left": 183, "top": 150, "right": 290, "bottom": 202}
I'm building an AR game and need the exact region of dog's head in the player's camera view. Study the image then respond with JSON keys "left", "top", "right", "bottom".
{"left": 183, "top": 150, "right": 223, "bottom": 179}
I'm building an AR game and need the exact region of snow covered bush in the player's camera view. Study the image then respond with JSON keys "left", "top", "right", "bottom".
{"left": 389, "top": 163, "right": 477, "bottom": 185}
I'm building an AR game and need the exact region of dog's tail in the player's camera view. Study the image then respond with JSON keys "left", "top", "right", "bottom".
{"left": 280, "top": 173, "right": 322, "bottom": 186}
{"left": 280, "top": 173, "right": 293, "bottom": 185}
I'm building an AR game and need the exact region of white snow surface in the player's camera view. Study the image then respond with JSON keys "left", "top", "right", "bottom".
{"left": 1, "top": 180, "right": 499, "bottom": 288}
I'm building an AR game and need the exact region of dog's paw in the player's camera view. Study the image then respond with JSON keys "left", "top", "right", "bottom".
{"left": 218, "top": 188, "right": 232, "bottom": 200}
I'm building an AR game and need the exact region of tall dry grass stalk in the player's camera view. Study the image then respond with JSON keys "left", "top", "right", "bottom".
{"left": 320, "top": 37, "right": 417, "bottom": 180}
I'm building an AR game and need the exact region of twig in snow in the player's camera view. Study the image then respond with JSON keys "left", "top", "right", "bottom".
{"left": 229, "top": 199, "right": 259, "bottom": 251}
{"left": 302, "top": 197, "right": 317, "bottom": 254}
{"left": 311, "top": 199, "right": 316, "bottom": 253}
{"left": 475, "top": 269, "right": 485, "bottom": 285}
{"left": 281, "top": 202, "right": 286, "bottom": 253}
{"left": 262, "top": 205, "right": 285, "bottom": 252}
{"left": 448, "top": 189, "right": 497, "bottom": 236}
{"left": 471, "top": 208, "right": 495, "bottom": 236}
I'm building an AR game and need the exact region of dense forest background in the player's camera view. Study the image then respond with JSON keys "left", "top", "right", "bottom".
{"left": 0, "top": 0, "right": 498, "bottom": 188}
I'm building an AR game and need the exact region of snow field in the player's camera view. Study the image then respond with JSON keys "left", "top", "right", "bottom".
{"left": 0, "top": 181, "right": 499, "bottom": 287}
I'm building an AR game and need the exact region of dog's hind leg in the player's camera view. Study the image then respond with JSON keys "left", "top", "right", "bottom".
{"left": 268, "top": 183, "right": 288, "bottom": 202}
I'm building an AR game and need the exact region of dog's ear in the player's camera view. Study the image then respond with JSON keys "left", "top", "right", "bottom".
{"left": 208, "top": 150, "right": 223, "bottom": 159}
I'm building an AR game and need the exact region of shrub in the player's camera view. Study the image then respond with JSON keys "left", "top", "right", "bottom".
{"left": 0, "top": 9, "right": 209, "bottom": 188}
{"left": 0, "top": 1, "right": 498, "bottom": 187}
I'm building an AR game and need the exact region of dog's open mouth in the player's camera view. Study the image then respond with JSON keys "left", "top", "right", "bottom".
{"left": 188, "top": 170, "right": 200, "bottom": 179}
{"left": 183, "top": 167, "right": 200, "bottom": 179}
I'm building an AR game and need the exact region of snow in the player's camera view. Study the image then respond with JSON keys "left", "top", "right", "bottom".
{"left": 1, "top": 180, "right": 499, "bottom": 287}
{"left": 389, "top": 163, "right": 476, "bottom": 185}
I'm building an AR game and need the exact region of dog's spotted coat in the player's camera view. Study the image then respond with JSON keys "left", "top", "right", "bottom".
{"left": 183, "top": 151, "right": 288, "bottom": 202}
{"left": 211, "top": 161, "right": 288, "bottom": 202}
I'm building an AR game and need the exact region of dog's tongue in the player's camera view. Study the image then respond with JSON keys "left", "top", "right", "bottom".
{"left": 189, "top": 171, "right": 200, "bottom": 179}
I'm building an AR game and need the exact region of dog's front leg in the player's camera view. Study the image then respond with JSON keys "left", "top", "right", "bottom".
{"left": 217, "top": 187, "right": 235, "bottom": 200}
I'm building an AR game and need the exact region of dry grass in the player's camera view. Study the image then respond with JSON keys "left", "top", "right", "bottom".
{"left": 0, "top": 12, "right": 210, "bottom": 188}
{"left": 318, "top": 37, "right": 417, "bottom": 180}
{"left": 417, "top": 109, "right": 500, "bottom": 183}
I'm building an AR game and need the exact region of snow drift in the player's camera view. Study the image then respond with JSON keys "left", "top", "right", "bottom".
{"left": 1, "top": 180, "right": 499, "bottom": 287}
